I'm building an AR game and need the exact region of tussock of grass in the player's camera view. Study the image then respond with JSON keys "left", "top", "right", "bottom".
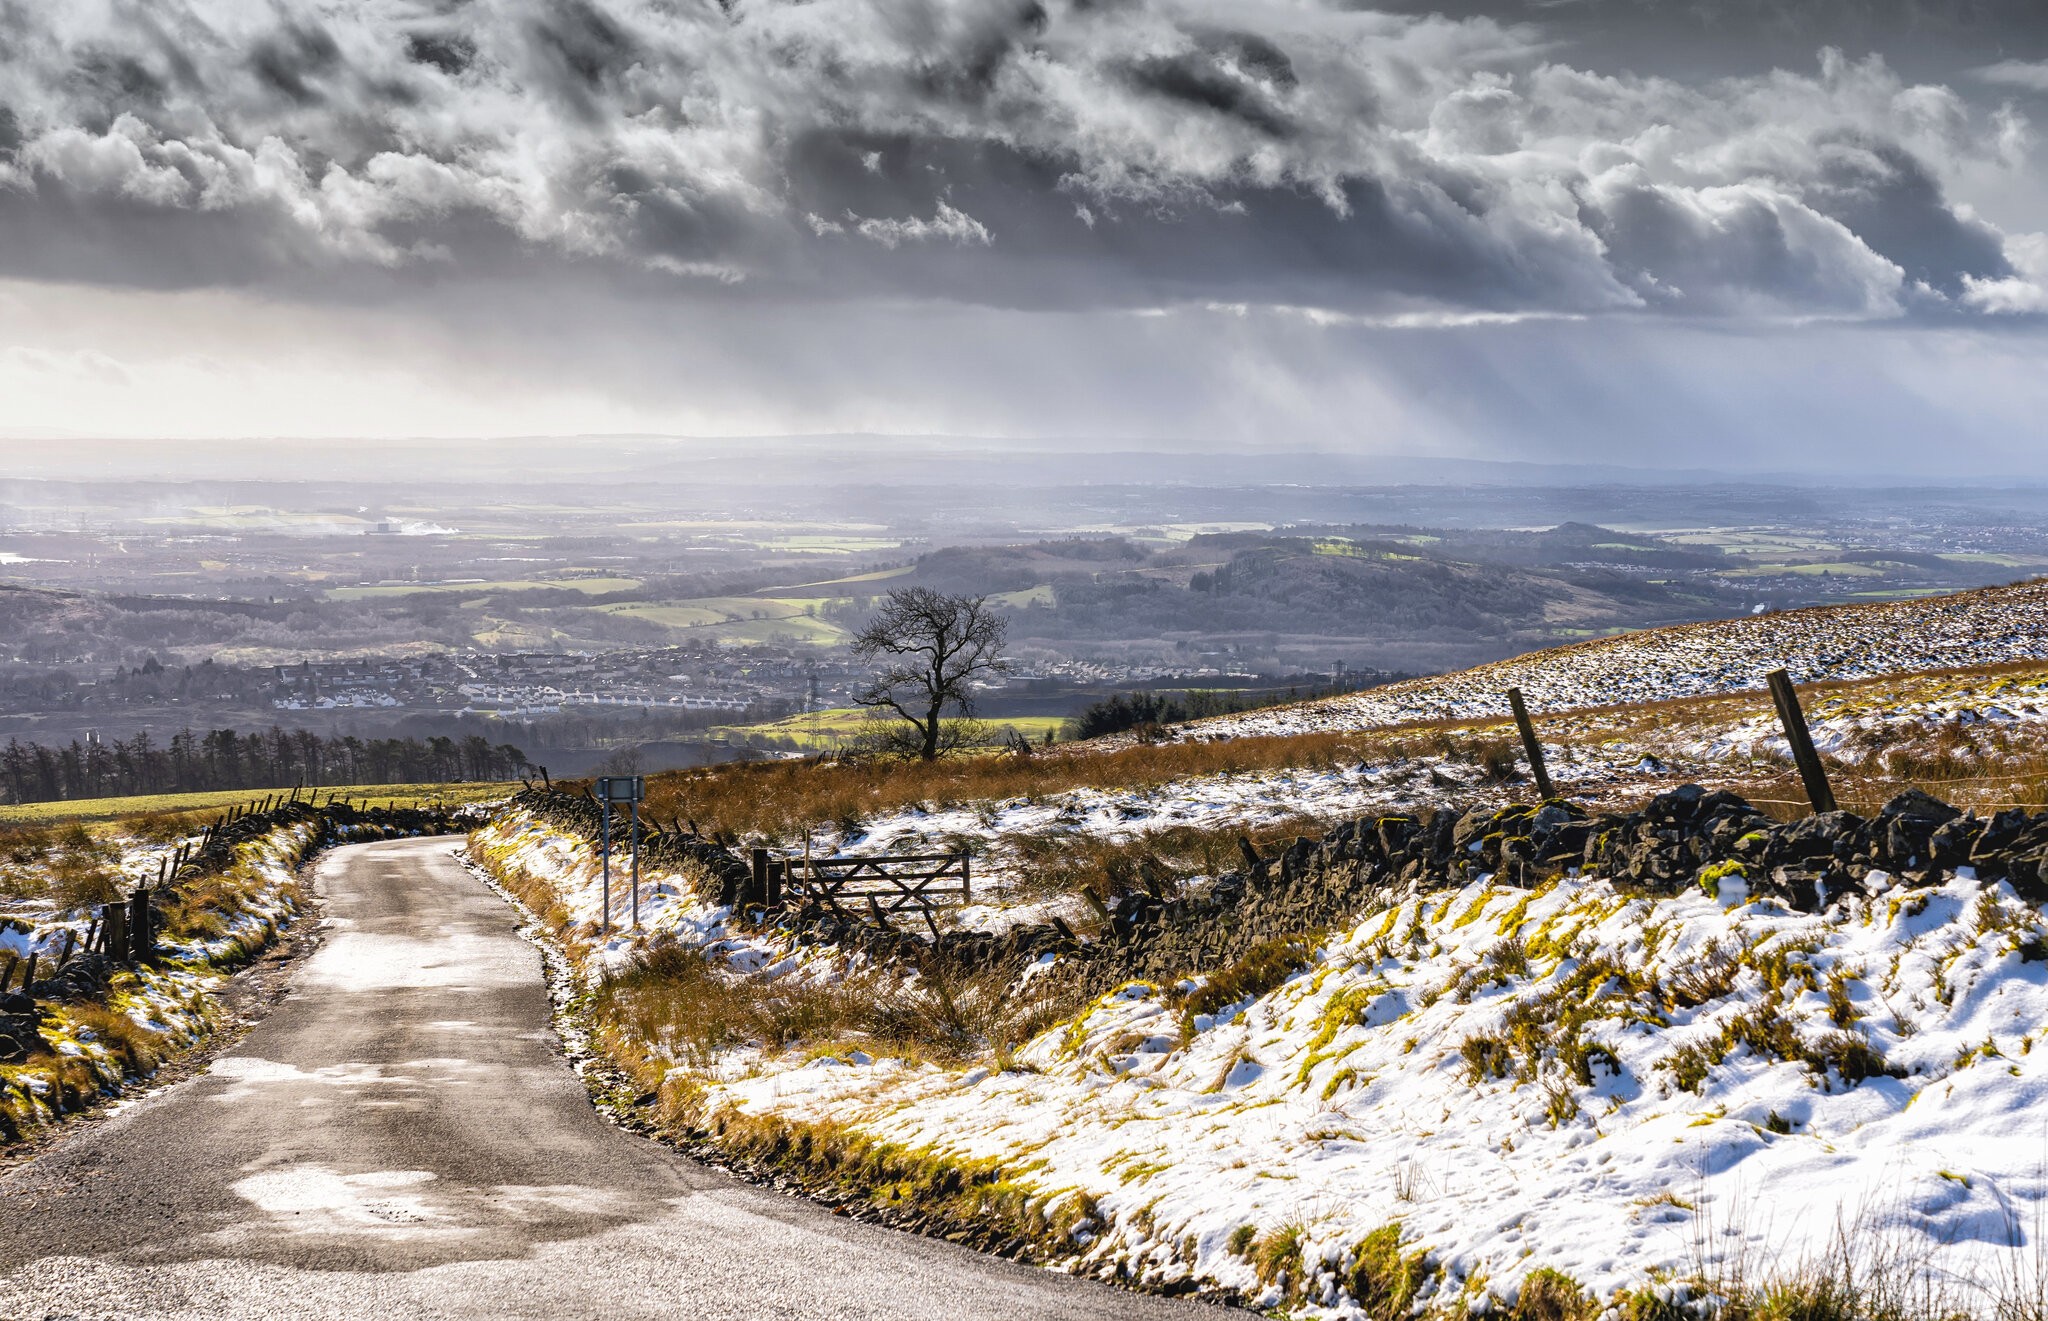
{"left": 1346, "top": 1224, "right": 1438, "bottom": 1320}
{"left": 1, "top": 820, "right": 125, "bottom": 905}
{"left": 1174, "top": 937, "right": 1315, "bottom": 1038}
{"left": 1251, "top": 1222, "right": 1307, "bottom": 1289}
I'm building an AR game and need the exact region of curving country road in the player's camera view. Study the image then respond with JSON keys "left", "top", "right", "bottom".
{"left": 0, "top": 837, "right": 1226, "bottom": 1320}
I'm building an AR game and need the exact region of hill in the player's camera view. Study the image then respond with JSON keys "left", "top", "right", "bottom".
{"left": 1174, "top": 578, "right": 2048, "bottom": 737}
{"left": 888, "top": 530, "right": 1745, "bottom": 673}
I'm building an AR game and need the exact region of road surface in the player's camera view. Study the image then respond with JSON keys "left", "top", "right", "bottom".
{"left": 0, "top": 837, "right": 1227, "bottom": 1320}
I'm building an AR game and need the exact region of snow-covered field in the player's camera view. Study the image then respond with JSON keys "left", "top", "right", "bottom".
{"left": 1182, "top": 580, "right": 2048, "bottom": 739}
{"left": 473, "top": 802, "right": 2048, "bottom": 1312}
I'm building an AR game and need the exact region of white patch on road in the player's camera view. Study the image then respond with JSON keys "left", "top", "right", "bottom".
{"left": 229, "top": 1167, "right": 460, "bottom": 1238}
{"left": 207, "top": 1057, "right": 419, "bottom": 1102}
{"left": 299, "top": 929, "right": 533, "bottom": 991}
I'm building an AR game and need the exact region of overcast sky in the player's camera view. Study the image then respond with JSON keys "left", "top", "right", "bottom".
{"left": 2, "top": 0, "right": 2046, "bottom": 474}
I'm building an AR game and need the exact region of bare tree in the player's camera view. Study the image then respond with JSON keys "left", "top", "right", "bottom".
{"left": 851, "top": 589, "right": 1011, "bottom": 761}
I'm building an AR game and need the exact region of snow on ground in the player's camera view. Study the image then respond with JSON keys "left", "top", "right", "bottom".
{"left": 1184, "top": 580, "right": 2048, "bottom": 739}
{"left": 709, "top": 868, "right": 2048, "bottom": 1312}
{"left": 478, "top": 796, "right": 2048, "bottom": 1310}
{"left": 462, "top": 588, "right": 2048, "bottom": 1309}
{"left": 1, "top": 829, "right": 210, "bottom": 958}
{"left": 750, "top": 671, "right": 2048, "bottom": 924}
{"left": 815, "top": 763, "right": 1461, "bottom": 928}
{"left": 469, "top": 662, "right": 2048, "bottom": 949}
{"left": 2, "top": 820, "right": 323, "bottom": 1139}
{"left": 1686, "top": 669, "right": 2048, "bottom": 764}
{"left": 161, "top": 822, "right": 320, "bottom": 966}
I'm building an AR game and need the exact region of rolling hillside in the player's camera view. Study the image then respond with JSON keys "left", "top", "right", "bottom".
{"left": 1177, "top": 578, "right": 2048, "bottom": 738}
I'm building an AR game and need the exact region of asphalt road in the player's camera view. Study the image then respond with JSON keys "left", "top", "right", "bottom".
{"left": 0, "top": 837, "right": 1225, "bottom": 1320}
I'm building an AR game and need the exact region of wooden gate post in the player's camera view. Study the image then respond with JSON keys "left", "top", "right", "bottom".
{"left": 749, "top": 848, "right": 769, "bottom": 908}
{"left": 1766, "top": 669, "right": 1837, "bottom": 815}
{"left": 1506, "top": 688, "right": 1555, "bottom": 801}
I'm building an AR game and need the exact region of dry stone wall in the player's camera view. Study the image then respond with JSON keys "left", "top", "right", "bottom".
{"left": 509, "top": 784, "right": 2048, "bottom": 1003}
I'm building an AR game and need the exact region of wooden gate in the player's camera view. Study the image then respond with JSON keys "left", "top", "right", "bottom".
{"left": 780, "top": 851, "right": 972, "bottom": 929}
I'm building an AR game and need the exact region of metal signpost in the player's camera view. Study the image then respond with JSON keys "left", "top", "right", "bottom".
{"left": 595, "top": 776, "right": 645, "bottom": 937}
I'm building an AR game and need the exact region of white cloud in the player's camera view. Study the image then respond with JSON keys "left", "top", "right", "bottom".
{"left": 1977, "top": 60, "right": 2048, "bottom": 94}
{"left": 1963, "top": 232, "right": 2048, "bottom": 313}
{"left": 850, "top": 201, "right": 993, "bottom": 250}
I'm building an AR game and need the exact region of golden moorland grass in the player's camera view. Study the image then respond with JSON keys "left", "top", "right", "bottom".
{"left": 604, "top": 659, "right": 2048, "bottom": 850}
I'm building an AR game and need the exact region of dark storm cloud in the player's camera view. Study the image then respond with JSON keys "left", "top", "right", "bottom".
{"left": 0, "top": 0, "right": 2039, "bottom": 319}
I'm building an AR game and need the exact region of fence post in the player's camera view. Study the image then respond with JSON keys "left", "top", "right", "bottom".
{"left": 600, "top": 801, "right": 612, "bottom": 939}
{"left": 1506, "top": 688, "right": 1556, "bottom": 801}
{"left": 750, "top": 848, "right": 769, "bottom": 908}
{"left": 130, "top": 885, "right": 153, "bottom": 964}
{"left": 629, "top": 799, "right": 640, "bottom": 931}
{"left": 19, "top": 951, "right": 35, "bottom": 991}
{"left": 0, "top": 951, "right": 16, "bottom": 993}
{"left": 766, "top": 858, "right": 783, "bottom": 908}
{"left": 960, "top": 852, "right": 971, "bottom": 904}
{"left": 102, "top": 902, "right": 127, "bottom": 964}
{"left": 1766, "top": 668, "right": 1837, "bottom": 815}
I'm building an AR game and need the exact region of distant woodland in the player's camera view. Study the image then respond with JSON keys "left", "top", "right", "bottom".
{"left": 0, "top": 728, "right": 533, "bottom": 806}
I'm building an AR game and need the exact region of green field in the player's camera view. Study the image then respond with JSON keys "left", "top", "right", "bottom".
{"left": 1312, "top": 540, "right": 1422, "bottom": 562}
{"left": 329, "top": 576, "right": 642, "bottom": 601}
{"left": 1662, "top": 529, "right": 1843, "bottom": 554}
{"left": 0, "top": 782, "right": 519, "bottom": 826}
{"left": 717, "top": 708, "right": 1069, "bottom": 750}
{"left": 756, "top": 536, "right": 905, "bottom": 554}
{"left": 776, "top": 566, "right": 916, "bottom": 589}
{"left": 601, "top": 596, "right": 852, "bottom": 646}
{"left": 1725, "top": 561, "right": 1887, "bottom": 579}
{"left": 991, "top": 584, "right": 1057, "bottom": 608}
{"left": 1940, "top": 553, "right": 2047, "bottom": 569}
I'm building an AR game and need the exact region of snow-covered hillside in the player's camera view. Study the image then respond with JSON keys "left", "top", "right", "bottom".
{"left": 1185, "top": 580, "right": 2048, "bottom": 738}
{"left": 713, "top": 868, "right": 2048, "bottom": 1313}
